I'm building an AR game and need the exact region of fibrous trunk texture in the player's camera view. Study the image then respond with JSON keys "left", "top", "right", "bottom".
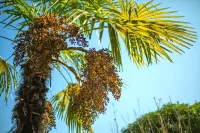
{"left": 10, "top": 63, "right": 55, "bottom": 133}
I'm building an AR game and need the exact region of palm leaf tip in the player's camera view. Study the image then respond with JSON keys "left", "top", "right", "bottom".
{"left": 105, "top": 0, "right": 197, "bottom": 67}
{"left": 0, "top": 56, "right": 18, "bottom": 103}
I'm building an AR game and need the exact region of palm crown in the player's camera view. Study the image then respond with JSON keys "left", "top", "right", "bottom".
{"left": 0, "top": 0, "right": 196, "bottom": 133}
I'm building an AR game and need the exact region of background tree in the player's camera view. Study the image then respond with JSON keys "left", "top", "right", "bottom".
{"left": 0, "top": 0, "right": 196, "bottom": 133}
{"left": 121, "top": 102, "right": 200, "bottom": 133}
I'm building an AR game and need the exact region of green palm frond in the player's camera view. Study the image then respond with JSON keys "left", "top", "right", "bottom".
{"left": 0, "top": 0, "right": 197, "bottom": 132}
{"left": 0, "top": 56, "right": 18, "bottom": 103}
{"left": 1, "top": 1, "right": 35, "bottom": 42}
{"left": 0, "top": 0, "right": 59, "bottom": 40}
{"left": 51, "top": 83, "right": 94, "bottom": 133}
{"left": 105, "top": 0, "right": 196, "bottom": 66}
{"left": 1, "top": 0, "right": 196, "bottom": 67}
{"left": 60, "top": 50, "right": 86, "bottom": 75}
{"left": 53, "top": 62, "right": 71, "bottom": 84}
{"left": 53, "top": 49, "right": 86, "bottom": 83}
{"left": 58, "top": 0, "right": 196, "bottom": 67}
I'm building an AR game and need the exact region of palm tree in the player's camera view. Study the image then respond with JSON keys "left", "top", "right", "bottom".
{"left": 0, "top": 0, "right": 196, "bottom": 133}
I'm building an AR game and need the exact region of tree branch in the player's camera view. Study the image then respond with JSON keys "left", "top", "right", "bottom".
{"left": 52, "top": 59, "right": 81, "bottom": 82}
{"left": 65, "top": 47, "right": 88, "bottom": 53}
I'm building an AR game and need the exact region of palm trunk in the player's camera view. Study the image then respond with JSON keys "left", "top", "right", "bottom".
{"left": 11, "top": 63, "right": 51, "bottom": 133}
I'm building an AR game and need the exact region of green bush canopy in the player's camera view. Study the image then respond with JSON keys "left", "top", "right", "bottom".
{"left": 122, "top": 102, "right": 200, "bottom": 133}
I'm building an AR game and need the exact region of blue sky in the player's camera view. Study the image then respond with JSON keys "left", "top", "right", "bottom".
{"left": 0, "top": 0, "right": 200, "bottom": 133}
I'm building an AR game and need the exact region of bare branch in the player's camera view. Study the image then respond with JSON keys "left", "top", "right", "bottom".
{"left": 66, "top": 47, "right": 88, "bottom": 53}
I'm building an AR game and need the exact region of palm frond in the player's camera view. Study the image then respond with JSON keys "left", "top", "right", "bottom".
{"left": 1, "top": 0, "right": 52, "bottom": 41}
{"left": 1, "top": 0, "right": 196, "bottom": 67}
{"left": 57, "top": 0, "right": 196, "bottom": 67}
{"left": 0, "top": 56, "right": 18, "bottom": 103}
{"left": 53, "top": 62, "right": 71, "bottom": 84}
{"left": 60, "top": 50, "right": 86, "bottom": 75}
{"left": 50, "top": 83, "right": 94, "bottom": 133}
{"left": 52, "top": 49, "right": 86, "bottom": 83}
{"left": 0, "top": 0, "right": 197, "bottom": 132}
{"left": 104, "top": 0, "right": 196, "bottom": 66}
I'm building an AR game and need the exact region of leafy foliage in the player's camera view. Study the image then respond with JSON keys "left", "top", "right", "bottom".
{"left": 0, "top": 0, "right": 197, "bottom": 132}
{"left": 0, "top": 56, "right": 18, "bottom": 103}
{"left": 60, "top": 50, "right": 86, "bottom": 76}
{"left": 1, "top": 0, "right": 196, "bottom": 67}
{"left": 50, "top": 0, "right": 196, "bottom": 67}
{"left": 51, "top": 83, "right": 94, "bottom": 133}
{"left": 122, "top": 102, "right": 200, "bottom": 133}
{"left": 53, "top": 50, "right": 86, "bottom": 84}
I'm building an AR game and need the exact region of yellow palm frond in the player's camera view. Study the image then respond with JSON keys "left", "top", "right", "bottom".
{"left": 61, "top": 0, "right": 196, "bottom": 67}
{"left": 60, "top": 50, "right": 86, "bottom": 76}
{"left": 0, "top": 56, "right": 18, "bottom": 103}
{"left": 51, "top": 83, "right": 94, "bottom": 133}
{"left": 104, "top": 0, "right": 196, "bottom": 66}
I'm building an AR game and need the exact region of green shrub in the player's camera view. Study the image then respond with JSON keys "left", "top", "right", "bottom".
{"left": 122, "top": 102, "right": 200, "bottom": 133}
